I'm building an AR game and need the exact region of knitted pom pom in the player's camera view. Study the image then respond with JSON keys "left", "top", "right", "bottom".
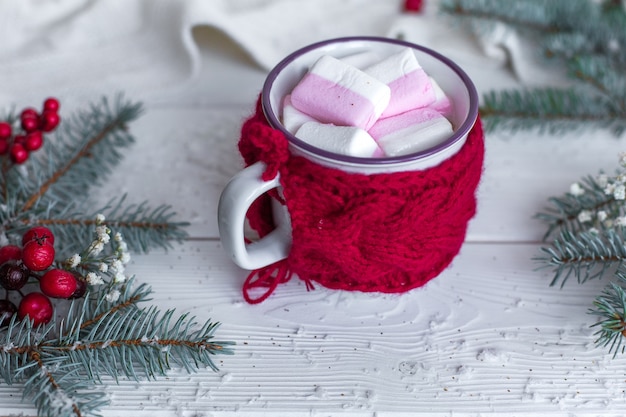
{"left": 404, "top": 0, "right": 424, "bottom": 12}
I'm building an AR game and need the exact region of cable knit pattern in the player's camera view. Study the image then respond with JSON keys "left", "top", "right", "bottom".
{"left": 239, "top": 97, "right": 484, "bottom": 301}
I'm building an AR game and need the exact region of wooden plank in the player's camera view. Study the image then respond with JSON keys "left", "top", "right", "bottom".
{"left": 2, "top": 240, "right": 621, "bottom": 416}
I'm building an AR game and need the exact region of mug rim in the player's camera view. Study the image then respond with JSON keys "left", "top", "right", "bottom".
{"left": 261, "top": 36, "right": 479, "bottom": 166}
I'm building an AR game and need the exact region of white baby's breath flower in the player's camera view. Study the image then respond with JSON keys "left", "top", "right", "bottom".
{"left": 105, "top": 290, "right": 121, "bottom": 303}
{"left": 577, "top": 210, "right": 593, "bottom": 223}
{"left": 588, "top": 227, "right": 599, "bottom": 235}
{"left": 119, "top": 252, "right": 131, "bottom": 265}
{"left": 66, "top": 254, "right": 81, "bottom": 268}
{"left": 113, "top": 272, "right": 126, "bottom": 284}
{"left": 597, "top": 210, "right": 608, "bottom": 222}
{"left": 114, "top": 232, "right": 123, "bottom": 242}
{"left": 111, "top": 259, "right": 124, "bottom": 274}
{"left": 614, "top": 184, "right": 626, "bottom": 200}
{"left": 616, "top": 216, "right": 626, "bottom": 226}
{"left": 605, "top": 183, "right": 616, "bottom": 196}
{"left": 89, "top": 241, "right": 105, "bottom": 256}
{"left": 569, "top": 182, "right": 585, "bottom": 196}
{"left": 620, "top": 152, "right": 626, "bottom": 167}
{"left": 118, "top": 241, "right": 128, "bottom": 252}
{"left": 95, "top": 213, "right": 106, "bottom": 225}
{"left": 597, "top": 174, "right": 609, "bottom": 188}
{"left": 98, "top": 262, "right": 108, "bottom": 273}
{"left": 96, "top": 225, "right": 110, "bottom": 240}
{"left": 86, "top": 272, "right": 104, "bottom": 286}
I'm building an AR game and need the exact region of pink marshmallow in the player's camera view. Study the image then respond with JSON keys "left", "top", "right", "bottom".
{"left": 281, "top": 95, "right": 316, "bottom": 134}
{"left": 364, "top": 48, "right": 436, "bottom": 118}
{"left": 295, "top": 121, "right": 380, "bottom": 157}
{"left": 290, "top": 55, "right": 391, "bottom": 130}
{"left": 368, "top": 108, "right": 453, "bottom": 157}
{"left": 428, "top": 77, "right": 453, "bottom": 117}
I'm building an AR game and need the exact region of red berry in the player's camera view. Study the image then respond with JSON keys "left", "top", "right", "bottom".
{"left": 22, "top": 240, "right": 55, "bottom": 271}
{"left": 20, "top": 115, "right": 39, "bottom": 133}
{"left": 0, "top": 245, "right": 22, "bottom": 265}
{"left": 22, "top": 226, "right": 55, "bottom": 246}
{"left": 20, "top": 108, "right": 38, "bottom": 120}
{"left": 39, "top": 110, "right": 60, "bottom": 132}
{"left": 18, "top": 292, "right": 53, "bottom": 326}
{"left": 0, "top": 139, "right": 8, "bottom": 155}
{"left": 40, "top": 269, "right": 77, "bottom": 299}
{"left": 0, "top": 122, "right": 11, "bottom": 140}
{"left": 43, "top": 98, "right": 60, "bottom": 112}
{"left": 0, "top": 300, "right": 17, "bottom": 327}
{"left": 10, "top": 143, "right": 29, "bottom": 164}
{"left": 0, "top": 263, "right": 30, "bottom": 290}
{"left": 69, "top": 277, "right": 87, "bottom": 299}
{"left": 24, "top": 131, "right": 43, "bottom": 151}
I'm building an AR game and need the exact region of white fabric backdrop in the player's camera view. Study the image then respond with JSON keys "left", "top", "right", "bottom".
{"left": 0, "top": 0, "right": 561, "bottom": 111}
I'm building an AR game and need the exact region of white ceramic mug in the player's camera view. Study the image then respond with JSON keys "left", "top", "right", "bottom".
{"left": 219, "top": 37, "right": 478, "bottom": 270}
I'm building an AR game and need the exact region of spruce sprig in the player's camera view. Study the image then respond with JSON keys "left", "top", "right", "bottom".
{"left": 0, "top": 95, "right": 189, "bottom": 258}
{"left": 0, "top": 97, "right": 234, "bottom": 416}
{"left": 537, "top": 153, "right": 626, "bottom": 355}
{"left": 441, "top": 0, "right": 626, "bottom": 135}
{"left": 0, "top": 277, "right": 233, "bottom": 417}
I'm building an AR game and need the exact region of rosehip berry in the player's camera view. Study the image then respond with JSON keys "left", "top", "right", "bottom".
{"left": 43, "top": 98, "right": 60, "bottom": 112}
{"left": 0, "top": 263, "right": 30, "bottom": 290}
{"left": 24, "top": 131, "right": 43, "bottom": 151}
{"left": 0, "top": 122, "right": 11, "bottom": 140}
{"left": 10, "top": 143, "right": 29, "bottom": 164}
{"left": 0, "top": 300, "right": 17, "bottom": 327}
{"left": 0, "top": 139, "right": 9, "bottom": 155}
{"left": 20, "top": 108, "right": 38, "bottom": 119}
{"left": 69, "top": 277, "right": 87, "bottom": 299}
{"left": 20, "top": 115, "right": 39, "bottom": 133}
{"left": 18, "top": 292, "right": 53, "bottom": 326}
{"left": 22, "top": 226, "right": 55, "bottom": 246}
{"left": 22, "top": 240, "right": 55, "bottom": 271}
{"left": 40, "top": 269, "right": 77, "bottom": 299}
{"left": 39, "top": 110, "right": 60, "bottom": 132}
{"left": 0, "top": 245, "right": 22, "bottom": 265}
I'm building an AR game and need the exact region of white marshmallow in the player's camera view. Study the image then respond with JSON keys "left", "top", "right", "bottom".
{"left": 295, "top": 121, "right": 380, "bottom": 158}
{"left": 281, "top": 95, "right": 316, "bottom": 134}
{"left": 340, "top": 50, "right": 382, "bottom": 69}
{"left": 364, "top": 48, "right": 436, "bottom": 118}
{"left": 368, "top": 107, "right": 453, "bottom": 157}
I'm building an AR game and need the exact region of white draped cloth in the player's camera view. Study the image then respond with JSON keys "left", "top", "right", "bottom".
{"left": 0, "top": 0, "right": 562, "bottom": 110}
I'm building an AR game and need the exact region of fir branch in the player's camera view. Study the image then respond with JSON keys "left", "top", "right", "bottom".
{"left": 590, "top": 276, "right": 626, "bottom": 357}
{"left": 17, "top": 95, "right": 143, "bottom": 214}
{"left": 441, "top": 0, "right": 626, "bottom": 135}
{"left": 536, "top": 173, "right": 619, "bottom": 239}
{"left": 14, "top": 196, "right": 190, "bottom": 258}
{"left": 480, "top": 88, "right": 626, "bottom": 135}
{"left": 537, "top": 228, "right": 626, "bottom": 287}
{"left": 440, "top": 0, "right": 595, "bottom": 34}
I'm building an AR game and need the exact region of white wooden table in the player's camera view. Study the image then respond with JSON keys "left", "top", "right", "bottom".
{"left": 1, "top": 24, "right": 625, "bottom": 417}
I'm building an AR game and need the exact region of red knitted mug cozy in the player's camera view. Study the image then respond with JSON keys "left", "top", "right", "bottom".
{"left": 238, "top": 97, "right": 484, "bottom": 303}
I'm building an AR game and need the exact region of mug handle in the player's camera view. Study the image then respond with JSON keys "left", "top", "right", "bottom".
{"left": 218, "top": 161, "right": 291, "bottom": 270}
